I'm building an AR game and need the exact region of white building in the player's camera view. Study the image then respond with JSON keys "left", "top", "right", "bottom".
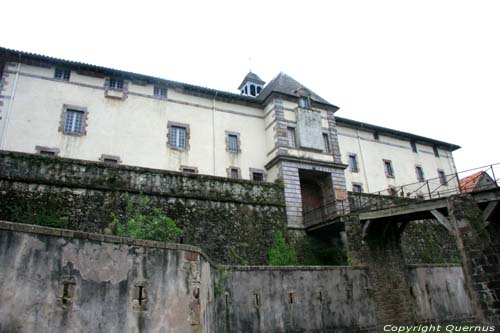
{"left": 0, "top": 47, "right": 460, "bottom": 229}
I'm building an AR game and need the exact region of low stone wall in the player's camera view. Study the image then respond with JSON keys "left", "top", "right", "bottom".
{"left": 348, "top": 191, "right": 416, "bottom": 212}
{"left": 0, "top": 150, "right": 287, "bottom": 264}
{"left": 0, "top": 221, "right": 216, "bottom": 333}
{"left": 0, "top": 222, "right": 479, "bottom": 332}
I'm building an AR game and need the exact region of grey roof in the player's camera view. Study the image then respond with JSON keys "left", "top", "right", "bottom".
{"left": 256, "top": 72, "right": 336, "bottom": 108}
{"left": 238, "top": 71, "right": 265, "bottom": 89}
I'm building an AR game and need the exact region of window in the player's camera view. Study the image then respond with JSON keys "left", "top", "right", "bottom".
{"left": 352, "top": 183, "right": 363, "bottom": 193}
{"left": 170, "top": 126, "right": 187, "bottom": 149}
{"left": 433, "top": 145, "right": 440, "bottom": 158}
{"left": 257, "top": 86, "right": 262, "bottom": 94}
{"left": 298, "top": 97, "right": 310, "bottom": 109}
{"left": 415, "top": 166, "right": 425, "bottom": 182}
{"left": 99, "top": 154, "right": 121, "bottom": 164}
{"left": 154, "top": 86, "right": 167, "bottom": 97}
{"left": 287, "top": 127, "right": 296, "bottom": 148}
{"left": 227, "top": 134, "right": 239, "bottom": 153}
{"left": 227, "top": 167, "right": 240, "bottom": 179}
{"left": 54, "top": 68, "right": 70, "bottom": 81}
{"left": 438, "top": 170, "right": 447, "bottom": 186}
{"left": 411, "top": 140, "right": 417, "bottom": 153}
{"left": 250, "top": 168, "right": 266, "bottom": 182}
{"left": 180, "top": 166, "right": 198, "bottom": 174}
{"left": 108, "top": 78, "right": 124, "bottom": 90}
{"left": 35, "top": 146, "right": 60, "bottom": 156}
{"left": 250, "top": 85, "right": 256, "bottom": 96}
{"left": 348, "top": 154, "right": 359, "bottom": 172}
{"left": 64, "top": 109, "right": 85, "bottom": 134}
{"left": 383, "top": 160, "right": 394, "bottom": 178}
{"left": 322, "top": 133, "right": 331, "bottom": 153}
{"left": 373, "top": 132, "right": 379, "bottom": 140}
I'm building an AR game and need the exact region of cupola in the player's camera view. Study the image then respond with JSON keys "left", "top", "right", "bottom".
{"left": 238, "top": 71, "right": 265, "bottom": 97}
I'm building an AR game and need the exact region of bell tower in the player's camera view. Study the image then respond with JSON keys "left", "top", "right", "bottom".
{"left": 238, "top": 72, "right": 265, "bottom": 97}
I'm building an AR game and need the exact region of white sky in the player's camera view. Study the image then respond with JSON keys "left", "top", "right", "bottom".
{"left": 2, "top": 0, "right": 499, "bottom": 173}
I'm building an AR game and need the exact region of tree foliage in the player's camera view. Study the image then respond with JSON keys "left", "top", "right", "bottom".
{"left": 268, "top": 231, "right": 298, "bottom": 266}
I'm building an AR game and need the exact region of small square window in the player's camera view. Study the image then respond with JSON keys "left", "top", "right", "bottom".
{"left": 108, "top": 78, "right": 124, "bottom": 90}
{"left": 227, "top": 134, "right": 239, "bottom": 153}
{"left": 322, "top": 133, "right": 331, "bottom": 153}
{"left": 252, "top": 172, "right": 264, "bottom": 182}
{"left": 438, "top": 170, "right": 447, "bottom": 186}
{"left": 383, "top": 160, "right": 394, "bottom": 178}
{"left": 154, "top": 86, "right": 167, "bottom": 97}
{"left": 64, "top": 109, "right": 85, "bottom": 134}
{"left": 373, "top": 132, "right": 379, "bottom": 140}
{"left": 287, "top": 127, "right": 296, "bottom": 148}
{"left": 348, "top": 154, "right": 359, "bottom": 173}
{"left": 352, "top": 183, "right": 363, "bottom": 193}
{"left": 54, "top": 68, "right": 71, "bottom": 81}
{"left": 415, "top": 166, "right": 425, "bottom": 182}
{"left": 170, "top": 126, "right": 187, "bottom": 149}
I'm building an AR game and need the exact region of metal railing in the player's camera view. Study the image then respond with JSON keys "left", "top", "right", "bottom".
{"left": 302, "top": 163, "right": 500, "bottom": 227}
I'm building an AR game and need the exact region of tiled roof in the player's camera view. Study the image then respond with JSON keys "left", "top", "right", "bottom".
{"left": 238, "top": 71, "right": 265, "bottom": 89}
{"left": 460, "top": 171, "right": 486, "bottom": 193}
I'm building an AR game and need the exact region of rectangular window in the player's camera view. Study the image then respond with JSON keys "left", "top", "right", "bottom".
{"left": 298, "top": 97, "right": 310, "bottom": 109}
{"left": 252, "top": 172, "right": 264, "bottom": 182}
{"left": 170, "top": 126, "right": 187, "bottom": 149}
{"left": 64, "top": 109, "right": 85, "bottom": 134}
{"left": 109, "top": 78, "right": 124, "bottom": 90}
{"left": 415, "top": 166, "right": 425, "bottom": 182}
{"left": 438, "top": 170, "right": 447, "bottom": 186}
{"left": 181, "top": 166, "right": 198, "bottom": 174}
{"left": 348, "top": 154, "right": 359, "bottom": 172}
{"left": 230, "top": 168, "right": 239, "bottom": 179}
{"left": 154, "top": 86, "right": 167, "bottom": 97}
{"left": 352, "top": 183, "right": 363, "bottom": 193}
{"left": 384, "top": 160, "right": 394, "bottom": 178}
{"left": 228, "top": 134, "right": 239, "bottom": 153}
{"left": 322, "top": 133, "right": 331, "bottom": 153}
{"left": 411, "top": 140, "right": 417, "bottom": 153}
{"left": 287, "top": 127, "right": 296, "bottom": 148}
{"left": 373, "top": 132, "right": 379, "bottom": 140}
{"left": 54, "top": 68, "right": 71, "bottom": 81}
{"left": 433, "top": 145, "right": 440, "bottom": 157}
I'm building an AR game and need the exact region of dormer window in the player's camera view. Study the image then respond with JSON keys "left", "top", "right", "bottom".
{"left": 298, "top": 97, "right": 310, "bottom": 109}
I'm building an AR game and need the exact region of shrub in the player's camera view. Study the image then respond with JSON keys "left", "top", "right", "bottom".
{"left": 268, "top": 231, "right": 298, "bottom": 266}
{"left": 111, "top": 194, "right": 182, "bottom": 242}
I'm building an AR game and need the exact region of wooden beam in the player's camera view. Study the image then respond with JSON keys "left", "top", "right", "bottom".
{"left": 483, "top": 201, "right": 498, "bottom": 224}
{"left": 430, "top": 209, "right": 453, "bottom": 232}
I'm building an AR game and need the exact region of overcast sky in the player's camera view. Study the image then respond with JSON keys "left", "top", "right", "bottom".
{"left": 3, "top": 0, "right": 499, "bottom": 174}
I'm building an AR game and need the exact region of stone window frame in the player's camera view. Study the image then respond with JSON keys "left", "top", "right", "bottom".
{"left": 35, "top": 145, "right": 60, "bottom": 156}
{"left": 226, "top": 166, "right": 241, "bottom": 179}
{"left": 352, "top": 182, "right": 363, "bottom": 193}
{"left": 58, "top": 104, "right": 89, "bottom": 137}
{"left": 383, "top": 159, "right": 395, "bottom": 178}
{"left": 322, "top": 132, "right": 332, "bottom": 153}
{"left": 225, "top": 131, "right": 241, "bottom": 153}
{"left": 347, "top": 153, "right": 359, "bottom": 173}
{"left": 286, "top": 126, "right": 297, "bottom": 148}
{"left": 249, "top": 168, "right": 266, "bottom": 182}
{"left": 180, "top": 165, "right": 199, "bottom": 174}
{"left": 54, "top": 67, "right": 71, "bottom": 81}
{"left": 415, "top": 165, "right": 425, "bottom": 182}
{"left": 99, "top": 154, "right": 122, "bottom": 164}
{"left": 437, "top": 169, "right": 448, "bottom": 186}
{"left": 153, "top": 85, "right": 167, "bottom": 99}
{"left": 167, "top": 121, "right": 190, "bottom": 151}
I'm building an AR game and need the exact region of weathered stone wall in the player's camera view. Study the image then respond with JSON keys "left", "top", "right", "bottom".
{"left": 407, "top": 264, "right": 475, "bottom": 323}
{"left": 0, "top": 150, "right": 287, "bottom": 264}
{"left": 215, "top": 265, "right": 377, "bottom": 332}
{"left": 348, "top": 191, "right": 416, "bottom": 212}
{"left": 0, "top": 221, "right": 216, "bottom": 333}
{"left": 0, "top": 222, "right": 481, "bottom": 332}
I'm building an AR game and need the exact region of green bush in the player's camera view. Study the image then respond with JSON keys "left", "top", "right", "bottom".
{"left": 110, "top": 194, "right": 182, "bottom": 242}
{"left": 268, "top": 231, "right": 298, "bottom": 265}
{"left": 10, "top": 203, "right": 68, "bottom": 229}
